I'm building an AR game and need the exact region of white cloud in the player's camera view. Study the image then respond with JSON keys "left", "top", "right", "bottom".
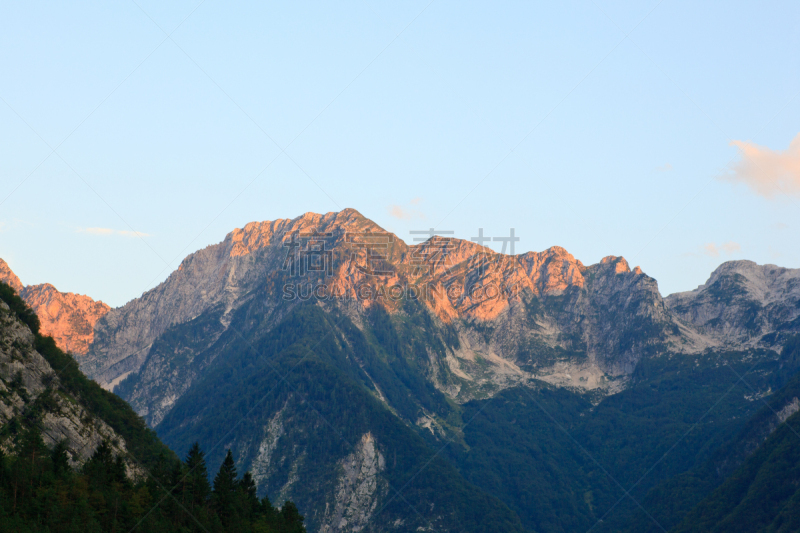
{"left": 78, "top": 227, "right": 151, "bottom": 238}
{"left": 702, "top": 243, "right": 720, "bottom": 257}
{"left": 83, "top": 227, "right": 115, "bottom": 236}
{"left": 655, "top": 163, "right": 673, "bottom": 172}
{"left": 721, "top": 241, "right": 740, "bottom": 254}
{"left": 0, "top": 219, "right": 34, "bottom": 232}
{"left": 720, "top": 133, "right": 800, "bottom": 198}
{"left": 387, "top": 201, "right": 424, "bottom": 220}
{"left": 701, "top": 241, "right": 740, "bottom": 258}
{"left": 388, "top": 205, "right": 410, "bottom": 219}
{"left": 117, "top": 230, "right": 151, "bottom": 238}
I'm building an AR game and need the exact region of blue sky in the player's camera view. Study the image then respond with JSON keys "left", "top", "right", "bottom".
{"left": 1, "top": 0, "right": 798, "bottom": 307}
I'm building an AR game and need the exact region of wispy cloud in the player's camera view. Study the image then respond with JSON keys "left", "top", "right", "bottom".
{"left": 388, "top": 205, "right": 412, "bottom": 219}
{"left": 720, "top": 133, "right": 800, "bottom": 198}
{"left": 78, "top": 227, "right": 151, "bottom": 238}
{"left": 83, "top": 227, "right": 115, "bottom": 236}
{"left": 701, "top": 241, "right": 741, "bottom": 258}
{"left": 771, "top": 222, "right": 789, "bottom": 230}
{"left": 117, "top": 230, "right": 151, "bottom": 237}
{"left": 388, "top": 199, "right": 425, "bottom": 220}
{"left": 0, "top": 219, "right": 34, "bottom": 233}
{"left": 655, "top": 163, "right": 673, "bottom": 172}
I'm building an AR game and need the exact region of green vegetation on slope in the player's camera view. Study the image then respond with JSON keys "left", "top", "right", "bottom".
{"left": 156, "top": 302, "right": 527, "bottom": 533}
{"left": 610, "top": 337, "right": 800, "bottom": 533}
{"left": 672, "top": 408, "right": 800, "bottom": 533}
{"left": 443, "top": 343, "right": 800, "bottom": 533}
{"left": 0, "top": 426, "right": 306, "bottom": 532}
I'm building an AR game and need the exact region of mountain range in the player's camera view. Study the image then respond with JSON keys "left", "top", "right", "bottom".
{"left": 2, "top": 207, "right": 799, "bottom": 533}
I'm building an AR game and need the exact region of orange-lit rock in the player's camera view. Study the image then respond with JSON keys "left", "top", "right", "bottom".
{"left": 21, "top": 284, "right": 110, "bottom": 355}
{"left": 0, "top": 258, "right": 23, "bottom": 293}
{"left": 0, "top": 259, "right": 109, "bottom": 355}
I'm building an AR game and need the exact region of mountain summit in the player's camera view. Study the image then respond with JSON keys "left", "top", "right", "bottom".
{"left": 80, "top": 209, "right": 681, "bottom": 402}
{"left": 666, "top": 260, "right": 800, "bottom": 347}
{"left": 0, "top": 258, "right": 110, "bottom": 354}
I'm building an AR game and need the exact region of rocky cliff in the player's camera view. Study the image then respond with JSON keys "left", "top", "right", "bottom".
{"left": 0, "top": 298, "right": 138, "bottom": 475}
{"left": 665, "top": 260, "right": 800, "bottom": 348}
{"left": 0, "top": 259, "right": 110, "bottom": 355}
{"left": 81, "top": 209, "right": 695, "bottom": 413}
{"left": 0, "top": 258, "right": 23, "bottom": 293}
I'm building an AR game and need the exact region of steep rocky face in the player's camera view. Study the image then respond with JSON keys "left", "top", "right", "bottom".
{"left": 409, "top": 249, "right": 688, "bottom": 399}
{"left": 85, "top": 209, "right": 697, "bottom": 409}
{"left": 0, "top": 259, "right": 110, "bottom": 355}
{"left": 84, "top": 208, "right": 392, "bottom": 387}
{"left": 0, "top": 299, "right": 138, "bottom": 475}
{"left": 319, "top": 433, "right": 387, "bottom": 533}
{"left": 665, "top": 260, "right": 800, "bottom": 348}
{"left": 0, "top": 258, "right": 23, "bottom": 292}
{"left": 19, "top": 284, "right": 110, "bottom": 355}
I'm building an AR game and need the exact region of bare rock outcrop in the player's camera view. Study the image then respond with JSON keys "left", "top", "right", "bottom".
{"left": 0, "top": 259, "right": 110, "bottom": 355}
{"left": 83, "top": 208, "right": 391, "bottom": 386}
{"left": 320, "top": 433, "right": 387, "bottom": 533}
{"left": 666, "top": 260, "right": 800, "bottom": 347}
{"left": 0, "top": 258, "right": 23, "bottom": 292}
{"left": 0, "top": 300, "right": 138, "bottom": 476}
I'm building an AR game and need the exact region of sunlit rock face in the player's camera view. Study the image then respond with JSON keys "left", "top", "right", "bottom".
{"left": 77, "top": 209, "right": 696, "bottom": 411}
{"left": 0, "top": 259, "right": 23, "bottom": 293}
{"left": 0, "top": 259, "right": 110, "bottom": 355}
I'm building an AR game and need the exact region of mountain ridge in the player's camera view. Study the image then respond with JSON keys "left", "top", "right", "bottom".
{"left": 0, "top": 258, "right": 110, "bottom": 355}
{"left": 665, "top": 259, "right": 800, "bottom": 349}
{"left": 79, "top": 208, "right": 683, "bottom": 402}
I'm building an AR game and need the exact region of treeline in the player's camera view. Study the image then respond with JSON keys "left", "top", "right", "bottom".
{"left": 0, "top": 426, "right": 305, "bottom": 532}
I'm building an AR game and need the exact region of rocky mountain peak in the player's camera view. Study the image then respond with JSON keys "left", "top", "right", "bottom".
{"left": 599, "top": 255, "right": 631, "bottom": 274}
{"left": 0, "top": 258, "right": 24, "bottom": 293}
{"left": 82, "top": 209, "right": 677, "bottom": 390}
{"left": 665, "top": 260, "right": 800, "bottom": 347}
{"left": 704, "top": 260, "right": 800, "bottom": 306}
{"left": 20, "top": 283, "right": 110, "bottom": 355}
{"left": 224, "top": 208, "right": 389, "bottom": 259}
{"left": 0, "top": 259, "right": 110, "bottom": 355}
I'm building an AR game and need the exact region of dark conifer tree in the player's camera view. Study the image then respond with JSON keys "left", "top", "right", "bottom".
{"left": 280, "top": 500, "right": 306, "bottom": 533}
{"left": 83, "top": 439, "right": 127, "bottom": 486}
{"left": 239, "top": 471, "right": 260, "bottom": 517}
{"left": 50, "top": 439, "right": 70, "bottom": 478}
{"left": 184, "top": 441, "right": 211, "bottom": 511}
{"left": 213, "top": 449, "right": 239, "bottom": 524}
